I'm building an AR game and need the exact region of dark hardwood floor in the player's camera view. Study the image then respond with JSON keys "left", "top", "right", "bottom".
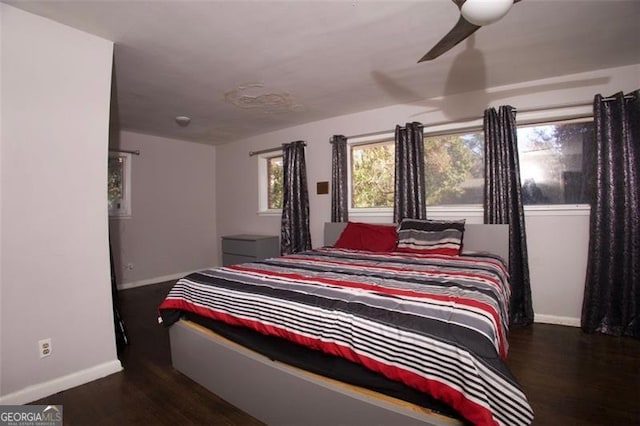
{"left": 506, "top": 322, "right": 640, "bottom": 425}
{"left": 32, "top": 281, "right": 264, "bottom": 426}
{"left": 33, "top": 281, "right": 640, "bottom": 425}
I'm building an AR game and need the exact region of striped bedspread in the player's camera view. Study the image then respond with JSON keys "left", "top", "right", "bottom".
{"left": 159, "top": 248, "right": 533, "bottom": 426}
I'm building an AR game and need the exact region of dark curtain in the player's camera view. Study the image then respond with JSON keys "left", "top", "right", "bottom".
{"left": 582, "top": 90, "right": 640, "bottom": 338}
{"left": 484, "top": 106, "right": 534, "bottom": 327}
{"left": 393, "top": 122, "right": 426, "bottom": 223}
{"left": 281, "top": 140, "right": 312, "bottom": 255}
{"left": 331, "top": 135, "right": 348, "bottom": 222}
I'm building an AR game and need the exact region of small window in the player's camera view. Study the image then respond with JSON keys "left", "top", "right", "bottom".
{"left": 267, "top": 155, "right": 283, "bottom": 209}
{"left": 108, "top": 152, "right": 132, "bottom": 217}
{"left": 258, "top": 153, "right": 283, "bottom": 213}
{"left": 517, "top": 119, "right": 593, "bottom": 205}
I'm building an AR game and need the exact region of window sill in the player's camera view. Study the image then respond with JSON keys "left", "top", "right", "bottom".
{"left": 257, "top": 209, "right": 282, "bottom": 217}
{"left": 109, "top": 214, "right": 132, "bottom": 220}
{"left": 347, "top": 208, "right": 393, "bottom": 217}
{"left": 523, "top": 204, "right": 590, "bottom": 216}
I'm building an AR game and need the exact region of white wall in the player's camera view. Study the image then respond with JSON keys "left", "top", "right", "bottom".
{"left": 109, "top": 131, "right": 217, "bottom": 288}
{"left": 0, "top": 4, "right": 120, "bottom": 403}
{"left": 0, "top": 0, "right": 4, "bottom": 395}
{"left": 216, "top": 63, "right": 640, "bottom": 326}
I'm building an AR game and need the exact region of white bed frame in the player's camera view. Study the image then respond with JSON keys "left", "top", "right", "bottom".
{"left": 168, "top": 222, "right": 509, "bottom": 426}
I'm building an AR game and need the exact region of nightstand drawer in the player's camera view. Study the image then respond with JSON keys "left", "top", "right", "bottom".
{"left": 222, "top": 238, "right": 258, "bottom": 256}
{"left": 222, "top": 253, "right": 256, "bottom": 266}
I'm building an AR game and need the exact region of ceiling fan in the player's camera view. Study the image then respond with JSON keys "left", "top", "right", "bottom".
{"left": 418, "top": 0, "right": 522, "bottom": 62}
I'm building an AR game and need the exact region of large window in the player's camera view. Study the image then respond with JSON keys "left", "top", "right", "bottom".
{"left": 349, "top": 131, "right": 484, "bottom": 209}
{"left": 108, "top": 152, "right": 132, "bottom": 217}
{"left": 348, "top": 119, "right": 593, "bottom": 212}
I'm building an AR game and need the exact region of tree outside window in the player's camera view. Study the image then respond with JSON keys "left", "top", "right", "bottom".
{"left": 267, "top": 156, "right": 283, "bottom": 209}
{"left": 350, "top": 132, "right": 483, "bottom": 209}
{"left": 351, "top": 142, "right": 395, "bottom": 208}
{"left": 108, "top": 152, "right": 131, "bottom": 217}
{"left": 424, "top": 132, "right": 484, "bottom": 205}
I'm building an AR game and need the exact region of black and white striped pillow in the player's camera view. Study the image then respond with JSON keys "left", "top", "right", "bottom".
{"left": 396, "top": 218, "right": 465, "bottom": 256}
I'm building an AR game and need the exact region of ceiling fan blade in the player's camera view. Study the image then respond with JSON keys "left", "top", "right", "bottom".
{"left": 418, "top": 15, "right": 480, "bottom": 62}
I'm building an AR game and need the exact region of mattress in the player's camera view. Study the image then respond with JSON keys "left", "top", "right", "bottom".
{"left": 159, "top": 248, "right": 533, "bottom": 426}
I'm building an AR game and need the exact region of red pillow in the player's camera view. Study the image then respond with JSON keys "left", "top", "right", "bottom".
{"left": 333, "top": 222, "right": 397, "bottom": 252}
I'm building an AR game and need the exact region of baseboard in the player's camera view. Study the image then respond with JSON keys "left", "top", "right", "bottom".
{"left": 534, "top": 314, "right": 581, "bottom": 327}
{"left": 117, "top": 268, "right": 214, "bottom": 290}
{"left": 0, "top": 359, "right": 122, "bottom": 405}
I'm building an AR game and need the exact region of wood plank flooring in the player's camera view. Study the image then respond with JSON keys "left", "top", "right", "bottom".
{"left": 32, "top": 281, "right": 263, "bottom": 426}
{"left": 33, "top": 281, "right": 640, "bottom": 425}
{"left": 507, "top": 321, "right": 640, "bottom": 425}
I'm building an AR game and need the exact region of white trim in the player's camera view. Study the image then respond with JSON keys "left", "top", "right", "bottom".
{"left": 0, "top": 360, "right": 122, "bottom": 405}
{"left": 534, "top": 314, "right": 581, "bottom": 327}
{"left": 426, "top": 205, "right": 484, "bottom": 218}
{"left": 523, "top": 204, "right": 590, "bottom": 216}
{"left": 117, "top": 268, "right": 214, "bottom": 290}
{"left": 348, "top": 205, "right": 591, "bottom": 219}
{"left": 257, "top": 209, "right": 281, "bottom": 217}
{"left": 348, "top": 207, "right": 393, "bottom": 218}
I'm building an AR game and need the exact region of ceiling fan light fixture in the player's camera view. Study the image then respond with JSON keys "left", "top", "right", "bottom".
{"left": 461, "top": 0, "right": 514, "bottom": 26}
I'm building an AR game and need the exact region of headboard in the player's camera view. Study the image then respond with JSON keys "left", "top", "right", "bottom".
{"left": 324, "top": 222, "right": 509, "bottom": 265}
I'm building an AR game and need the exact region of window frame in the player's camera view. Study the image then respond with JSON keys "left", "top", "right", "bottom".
{"left": 257, "top": 152, "right": 283, "bottom": 216}
{"left": 108, "top": 151, "right": 132, "bottom": 218}
{"left": 346, "top": 104, "right": 593, "bottom": 218}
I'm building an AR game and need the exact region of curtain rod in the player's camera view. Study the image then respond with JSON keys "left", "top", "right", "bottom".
{"left": 249, "top": 142, "right": 307, "bottom": 157}
{"left": 602, "top": 94, "right": 636, "bottom": 101}
{"left": 345, "top": 95, "right": 636, "bottom": 141}
{"left": 513, "top": 94, "right": 636, "bottom": 113}
{"left": 109, "top": 148, "right": 140, "bottom": 155}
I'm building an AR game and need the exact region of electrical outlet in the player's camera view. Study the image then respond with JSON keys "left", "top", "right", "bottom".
{"left": 39, "top": 338, "right": 52, "bottom": 359}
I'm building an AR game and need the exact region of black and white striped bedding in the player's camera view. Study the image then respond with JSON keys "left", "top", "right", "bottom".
{"left": 159, "top": 248, "right": 533, "bottom": 426}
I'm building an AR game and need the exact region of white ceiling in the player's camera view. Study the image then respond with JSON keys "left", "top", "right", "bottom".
{"left": 7, "top": 0, "right": 640, "bottom": 145}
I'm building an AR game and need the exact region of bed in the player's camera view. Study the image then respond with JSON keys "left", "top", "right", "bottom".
{"left": 159, "top": 221, "right": 533, "bottom": 426}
